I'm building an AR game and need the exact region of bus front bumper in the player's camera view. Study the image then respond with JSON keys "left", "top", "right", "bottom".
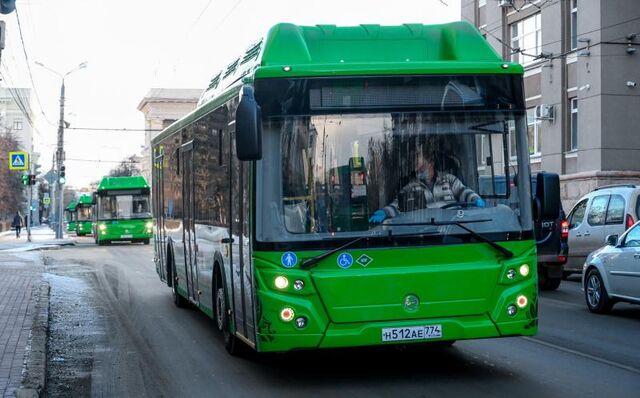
{"left": 256, "top": 315, "right": 536, "bottom": 352}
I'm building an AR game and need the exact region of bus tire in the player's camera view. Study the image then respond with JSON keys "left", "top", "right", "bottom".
{"left": 170, "top": 253, "right": 188, "bottom": 308}
{"left": 214, "top": 268, "right": 239, "bottom": 355}
{"left": 143, "top": 239, "right": 150, "bottom": 245}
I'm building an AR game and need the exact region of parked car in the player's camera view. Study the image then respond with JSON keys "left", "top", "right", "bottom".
{"left": 582, "top": 220, "right": 640, "bottom": 313}
{"left": 479, "top": 173, "right": 568, "bottom": 290}
{"left": 565, "top": 184, "right": 640, "bottom": 277}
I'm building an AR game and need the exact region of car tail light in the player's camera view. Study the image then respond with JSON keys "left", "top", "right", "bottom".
{"left": 558, "top": 255, "right": 567, "bottom": 264}
{"left": 626, "top": 214, "right": 634, "bottom": 230}
{"left": 561, "top": 219, "right": 569, "bottom": 239}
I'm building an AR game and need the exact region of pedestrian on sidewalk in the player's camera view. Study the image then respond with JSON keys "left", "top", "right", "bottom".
{"left": 12, "top": 211, "right": 23, "bottom": 238}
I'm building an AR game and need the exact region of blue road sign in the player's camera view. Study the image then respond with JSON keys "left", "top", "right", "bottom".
{"left": 9, "top": 151, "right": 28, "bottom": 170}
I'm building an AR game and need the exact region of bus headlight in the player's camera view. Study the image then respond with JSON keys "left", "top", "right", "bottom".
{"left": 274, "top": 276, "right": 289, "bottom": 289}
{"left": 519, "top": 264, "right": 530, "bottom": 277}
{"left": 99, "top": 224, "right": 106, "bottom": 231}
{"left": 145, "top": 221, "right": 153, "bottom": 229}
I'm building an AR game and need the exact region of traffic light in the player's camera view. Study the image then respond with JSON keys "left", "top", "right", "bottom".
{"left": 21, "top": 174, "right": 29, "bottom": 185}
{"left": 59, "top": 165, "right": 66, "bottom": 184}
{"left": 0, "top": 0, "right": 15, "bottom": 15}
{"left": 29, "top": 174, "right": 36, "bottom": 185}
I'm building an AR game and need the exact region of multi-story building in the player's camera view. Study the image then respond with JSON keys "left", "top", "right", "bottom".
{"left": 137, "top": 88, "right": 202, "bottom": 184}
{"left": 462, "top": 0, "right": 640, "bottom": 209}
{"left": 0, "top": 87, "right": 34, "bottom": 154}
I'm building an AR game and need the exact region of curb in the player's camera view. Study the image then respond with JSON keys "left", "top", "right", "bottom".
{"left": 14, "top": 281, "right": 50, "bottom": 398}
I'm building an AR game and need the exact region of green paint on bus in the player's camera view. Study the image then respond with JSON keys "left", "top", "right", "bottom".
{"left": 94, "top": 176, "right": 152, "bottom": 245}
{"left": 151, "top": 22, "right": 538, "bottom": 354}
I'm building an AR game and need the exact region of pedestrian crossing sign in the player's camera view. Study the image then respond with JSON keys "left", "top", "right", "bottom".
{"left": 9, "top": 152, "right": 28, "bottom": 170}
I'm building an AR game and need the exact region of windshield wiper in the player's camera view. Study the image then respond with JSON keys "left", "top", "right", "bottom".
{"left": 300, "top": 230, "right": 440, "bottom": 270}
{"left": 386, "top": 218, "right": 514, "bottom": 259}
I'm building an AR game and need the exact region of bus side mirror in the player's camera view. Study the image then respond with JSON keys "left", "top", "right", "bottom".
{"left": 235, "top": 85, "right": 262, "bottom": 161}
{"left": 534, "top": 172, "right": 560, "bottom": 221}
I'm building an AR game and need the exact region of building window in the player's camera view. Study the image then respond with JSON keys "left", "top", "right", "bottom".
{"left": 527, "top": 108, "right": 541, "bottom": 156}
{"left": 510, "top": 13, "right": 542, "bottom": 65}
{"left": 570, "top": 0, "right": 578, "bottom": 50}
{"left": 570, "top": 98, "right": 578, "bottom": 151}
{"left": 13, "top": 120, "right": 23, "bottom": 131}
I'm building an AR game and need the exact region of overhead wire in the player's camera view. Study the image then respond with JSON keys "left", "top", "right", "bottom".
{"left": 14, "top": 6, "right": 55, "bottom": 126}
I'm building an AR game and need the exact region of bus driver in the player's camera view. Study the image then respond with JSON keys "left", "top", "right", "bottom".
{"left": 369, "top": 146, "right": 485, "bottom": 224}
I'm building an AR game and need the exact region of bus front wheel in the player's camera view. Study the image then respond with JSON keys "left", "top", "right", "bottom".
{"left": 214, "top": 270, "right": 239, "bottom": 355}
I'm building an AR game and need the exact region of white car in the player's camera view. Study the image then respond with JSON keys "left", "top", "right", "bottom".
{"left": 582, "top": 220, "right": 640, "bottom": 313}
{"left": 566, "top": 184, "right": 640, "bottom": 277}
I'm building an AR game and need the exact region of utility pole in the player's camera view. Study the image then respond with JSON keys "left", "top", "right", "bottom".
{"left": 55, "top": 80, "right": 65, "bottom": 239}
{"left": 35, "top": 61, "right": 87, "bottom": 239}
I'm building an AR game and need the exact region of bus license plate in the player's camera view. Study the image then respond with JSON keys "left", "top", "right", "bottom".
{"left": 121, "top": 234, "right": 133, "bottom": 239}
{"left": 381, "top": 325, "right": 442, "bottom": 342}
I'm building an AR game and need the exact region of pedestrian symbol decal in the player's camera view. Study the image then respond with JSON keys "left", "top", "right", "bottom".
{"left": 281, "top": 252, "right": 298, "bottom": 268}
{"left": 337, "top": 253, "right": 353, "bottom": 269}
{"left": 9, "top": 152, "right": 28, "bottom": 170}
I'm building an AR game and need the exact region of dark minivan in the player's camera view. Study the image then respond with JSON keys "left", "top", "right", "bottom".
{"left": 479, "top": 173, "right": 568, "bottom": 290}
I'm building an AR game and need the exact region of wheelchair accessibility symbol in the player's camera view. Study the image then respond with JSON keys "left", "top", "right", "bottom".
{"left": 337, "top": 253, "right": 353, "bottom": 269}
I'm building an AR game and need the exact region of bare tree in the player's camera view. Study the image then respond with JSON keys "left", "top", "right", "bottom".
{"left": 0, "top": 133, "right": 26, "bottom": 222}
{"left": 108, "top": 154, "right": 141, "bottom": 177}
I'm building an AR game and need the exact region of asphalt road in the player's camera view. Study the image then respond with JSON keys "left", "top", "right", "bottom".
{"left": 44, "top": 238, "right": 640, "bottom": 397}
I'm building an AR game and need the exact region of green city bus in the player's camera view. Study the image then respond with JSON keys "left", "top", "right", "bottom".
{"left": 64, "top": 201, "right": 77, "bottom": 233}
{"left": 94, "top": 176, "right": 153, "bottom": 245}
{"left": 151, "top": 22, "right": 560, "bottom": 354}
{"left": 75, "top": 194, "right": 94, "bottom": 236}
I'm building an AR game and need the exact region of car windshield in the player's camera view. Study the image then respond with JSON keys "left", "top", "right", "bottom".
{"left": 257, "top": 111, "right": 532, "bottom": 244}
{"left": 97, "top": 194, "right": 151, "bottom": 220}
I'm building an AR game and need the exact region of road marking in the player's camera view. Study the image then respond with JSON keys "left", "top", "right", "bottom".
{"left": 539, "top": 296, "right": 585, "bottom": 309}
{"left": 522, "top": 337, "right": 640, "bottom": 375}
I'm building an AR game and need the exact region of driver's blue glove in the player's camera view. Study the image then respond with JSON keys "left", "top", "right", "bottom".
{"left": 369, "top": 210, "right": 387, "bottom": 224}
{"left": 475, "top": 198, "right": 486, "bottom": 208}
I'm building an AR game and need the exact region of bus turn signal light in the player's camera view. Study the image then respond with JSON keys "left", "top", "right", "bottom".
{"left": 280, "top": 307, "right": 294, "bottom": 322}
{"left": 517, "top": 295, "right": 528, "bottom": 308}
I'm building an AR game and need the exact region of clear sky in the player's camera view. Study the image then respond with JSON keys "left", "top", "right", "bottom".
{"left": 0, "top": 0, "right": 460, "bottom": 188}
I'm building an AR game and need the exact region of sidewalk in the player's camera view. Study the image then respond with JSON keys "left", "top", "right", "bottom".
{"left": 0, "top": 226, "right": 73, "bottom": 397}
{"left": 0, "top": 226, "right": 75, "bottom": 252}
{"left": 0, "top": 251, "right": 45, "bottom": 398}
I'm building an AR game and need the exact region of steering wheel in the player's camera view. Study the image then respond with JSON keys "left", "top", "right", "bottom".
{"left": 440, "top": 202, "right": 475, "bottom": 210}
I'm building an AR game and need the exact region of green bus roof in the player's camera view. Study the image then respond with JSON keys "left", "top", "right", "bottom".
{"left": 154, "top": 21, "right": 522, "bottom": 144}
{"left": 198, "top": 21, "right": 521, "bottom": 104}
{"left": 65, "top": 201, "right": 77, "bottom": 211}
{"left": 77, "top": 194, "right": 93, "bottom": 205}
{"left": 97, "top": 176, "right": 149, "bottom": 192}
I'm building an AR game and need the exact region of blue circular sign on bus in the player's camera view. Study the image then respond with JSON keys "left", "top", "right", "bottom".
{"left": 337, "top": 253, "right": 353, "bottom": 269}
{"left": 281, "top": 252, "right": 298, "bottom": 268}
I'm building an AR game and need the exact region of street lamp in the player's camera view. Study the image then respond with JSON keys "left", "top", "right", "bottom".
{"left": 35, "top": 60, "right": 87, "bottom": 239}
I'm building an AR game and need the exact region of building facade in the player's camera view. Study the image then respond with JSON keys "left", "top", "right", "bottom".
{"left": 0, "top": 87, "right": 34, "bottom": 154}
{"left": 462, "top": 0, "right": 640, "bottom": 210}
{"left": 137, "top": 88, "right": 202, "bottom": 184}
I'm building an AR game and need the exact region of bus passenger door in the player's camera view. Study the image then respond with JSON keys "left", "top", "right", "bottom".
{"left": 153, "top": 152, "right": 167, "bottom": 280}
{"left": 181, "top": 142, "right": 199, "bottom": 304}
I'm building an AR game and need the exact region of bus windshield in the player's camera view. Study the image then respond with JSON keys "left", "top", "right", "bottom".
{"left": 97, "top": 195, "right": 151, "bottom": 220}
{"left": 77, "top": 205, "right": 93, "bottom": 221}
{"left": 258, "top": 111, "right": 530, "bottom": 244}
